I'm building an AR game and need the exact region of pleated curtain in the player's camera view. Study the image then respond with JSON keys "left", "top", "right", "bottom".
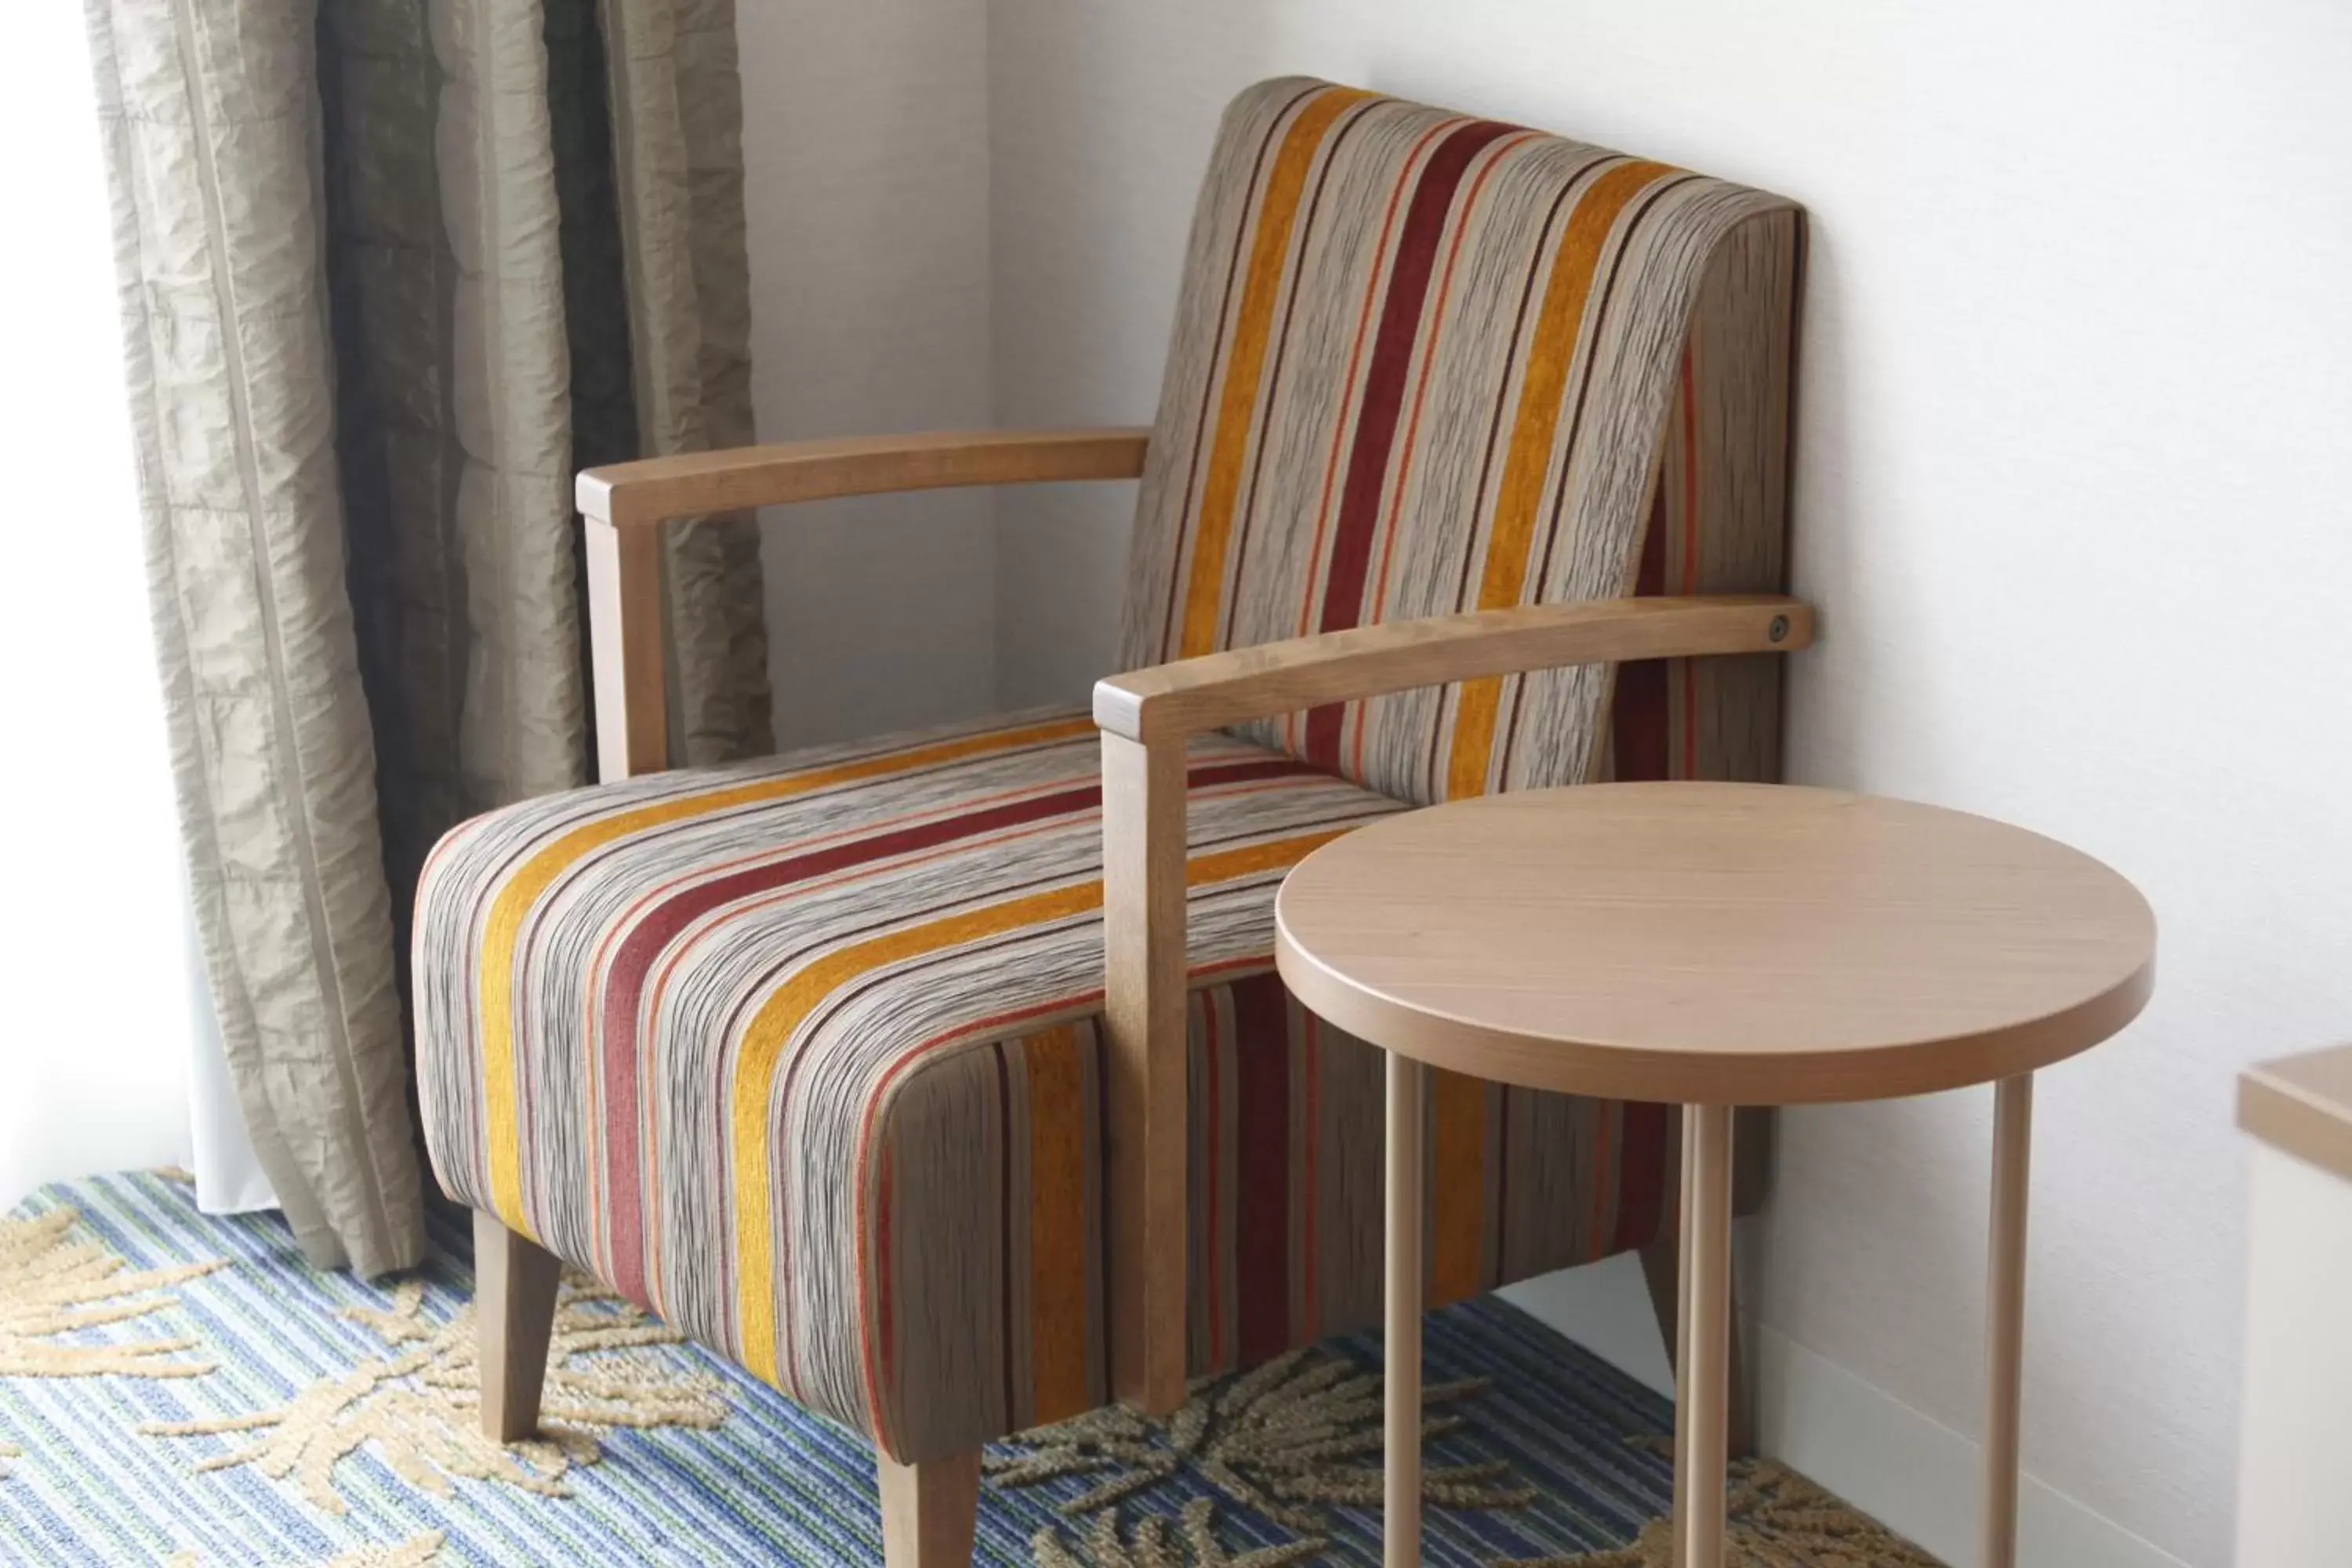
{"left": 85, "top": 0, "right": 771, "bottom": 1276}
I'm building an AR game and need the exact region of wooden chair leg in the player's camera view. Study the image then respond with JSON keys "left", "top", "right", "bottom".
{"left": 878, "top": 1447, "right": 982, "bottom": 1566}
{"left": 474, "top": 1210, "right": 561, "bottom": 1443}
{"left": 1641, "top": 1231, "right": 1755, "bottom": 1459}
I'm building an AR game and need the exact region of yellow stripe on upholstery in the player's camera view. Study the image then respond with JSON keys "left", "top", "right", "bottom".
{"left": 731, "top": 829, "right": 1352, "bottom": 1388}
{"left": 1443, "top": 160, "right": 1674, "bottom": 800}
{"left": 1428, "top": 1067, "right": 1487, "bottom": 1305}
{"left": 479, "top": 716, "right": 1095, "bottom": 1231}
{"left": 1178, "top": 87, "right": 1374, "bottom": 658}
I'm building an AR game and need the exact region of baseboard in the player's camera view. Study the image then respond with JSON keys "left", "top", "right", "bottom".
{"left": 1752, "top": 1325, "right": 2191, "bottom": 1568}
{"left": 1500, "top": 1258, "right": 2189, "bottom": 1568}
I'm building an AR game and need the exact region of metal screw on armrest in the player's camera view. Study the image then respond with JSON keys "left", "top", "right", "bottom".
{"left": 1769, "top": 615, "right": 1790, "bottom": 643}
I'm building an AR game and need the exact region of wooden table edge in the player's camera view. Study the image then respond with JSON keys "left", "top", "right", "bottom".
{"left": 1274, "top": 931, "right": 2156, "bottom": 1105}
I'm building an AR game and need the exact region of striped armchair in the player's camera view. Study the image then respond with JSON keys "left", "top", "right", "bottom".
{"left": 415, "top": 78, "right": 1806, "bottom": 1565}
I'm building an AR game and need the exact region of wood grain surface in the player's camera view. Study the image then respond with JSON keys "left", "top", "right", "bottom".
{"left": 578, "top": 427, "right": 1149, "bottom": 528}
{"left": 2239, "top": 1044, "right": 2352, "bottom": 1185}
{"left": 1093, "top": 594, "right": 1809, "bottom": 745}
{"left": 1275, "top": 782, "right": 2155, "bottom": 1105}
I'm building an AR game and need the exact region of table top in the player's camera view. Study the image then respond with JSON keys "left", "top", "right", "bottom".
{"left": 1273, "top": 782, "right": 2155, "bottom": 1105}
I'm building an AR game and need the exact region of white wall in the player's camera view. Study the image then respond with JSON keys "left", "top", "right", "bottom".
{"left": 747, "top": 4, "right": 2352, "bottom": 1563}
{"left": 985, "top": 19, "right": 1203, "bottom": 707}
{"left": 737, "top": 0, "right": 998, "bottom": 746}
{"left": 982, "top": 5, "right": 2352, "bottom": 1564}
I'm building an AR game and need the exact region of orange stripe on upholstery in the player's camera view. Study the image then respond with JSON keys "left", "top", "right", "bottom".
{"left": 580, "top": 768, "right": 1094, "bottom": 1276}
{"left": 477, "top": 715, "right": 1094, "bottom": 1229}
{"left": 1178, "top": 86, "right": 1373, "bottom": 658}
{"left": 1428, "top": 1068, "right": 1486, "bottom": 1305}
{"left": 1025, "top": 1025, "right": 1091, "bottom": 1425}
{"left": 748, "top": 884, "right": 1100, "bottom": 1386}
{"left": 738, "top": 829, "right": 1354, "bottom": 1390}
{"left": 1443, "top": 159, "right": 1675, "bottom": 800}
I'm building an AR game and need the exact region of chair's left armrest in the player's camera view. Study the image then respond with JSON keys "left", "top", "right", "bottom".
{"left": 1091, "top": 591, "right": 1811, "bottom": 1416}
{"left": 579, "top": 428, "right": 1151, "bottom": 781}
{"left": 577, "top": 427, "right": 1152, "bottom": 528}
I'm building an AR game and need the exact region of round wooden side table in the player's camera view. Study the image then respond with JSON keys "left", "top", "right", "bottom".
{"left": 1272, "top": 782, "right": 2155, "bottom": 1568}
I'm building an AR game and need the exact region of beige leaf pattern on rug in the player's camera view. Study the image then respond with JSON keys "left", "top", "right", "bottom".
{"left": 0, "top": 1206, "right": 227, "bottom": 1381}
{"left": 995, "top": 1346, "right": 1543, "bottom": 1564}
{"left": 141, "top": 1273, "right": 728, "bottom": 1513}
{"left": 1035, "top": 1499, "right": 1327, "bottom": 1568}
{"left": 1502, "top": 1455, "right": 1942, "bottom": 1567}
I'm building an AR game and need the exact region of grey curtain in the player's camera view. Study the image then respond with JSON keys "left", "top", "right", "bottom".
{"left": 86, "top": 0, "right": 771, "bottom": 1277}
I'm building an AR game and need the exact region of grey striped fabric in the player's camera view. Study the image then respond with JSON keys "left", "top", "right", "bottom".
{"left": 1120, "top": 80, "right": 1795, "bottom": 803}
{"left": 416, "top": 712, "right": 1411, "bottom": 1459}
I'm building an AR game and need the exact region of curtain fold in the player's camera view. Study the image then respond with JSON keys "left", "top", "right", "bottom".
{"left": 87, "top": 0, "right": 770, "bottom": 1276}
{"left": 321, "top": 0, "right": 470, "bottom": 987}
{"left": 89, "top": 0, "right": 426, "bottom": 1276}
{"left": 600, "top": 0, "right": 770, "bottom": 765}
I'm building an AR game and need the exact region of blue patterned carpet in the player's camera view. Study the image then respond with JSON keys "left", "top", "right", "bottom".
{"left": 0, "top": 1172, "right": 1918, "bottom": 1567}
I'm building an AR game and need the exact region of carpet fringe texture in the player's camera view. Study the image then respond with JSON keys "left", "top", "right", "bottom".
{"left": 0, "top": 1173, "right": 1936, "bottom": 1565}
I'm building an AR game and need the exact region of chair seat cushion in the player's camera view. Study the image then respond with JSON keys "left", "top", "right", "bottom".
{"left": 416, "top": 707, "right": 1676, "bottom": 1463}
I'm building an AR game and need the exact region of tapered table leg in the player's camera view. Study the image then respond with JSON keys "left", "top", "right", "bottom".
{"left": 1671, "top": 1113, "right": 1696, "bottom": 1547}
{"left": 1982, "top": 1074, "right": 2034, "bottom": 1568}
{"left": 1678, "top": 1104, "right": 1735, "bottom": 1568}
{"left": 1385, "top": 1051, "right": 1425, "bottom": 1568}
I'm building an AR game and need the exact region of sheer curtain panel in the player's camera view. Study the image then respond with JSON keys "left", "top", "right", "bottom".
{"left": 0, "top": 0, "right": 206, "bottom": 1212}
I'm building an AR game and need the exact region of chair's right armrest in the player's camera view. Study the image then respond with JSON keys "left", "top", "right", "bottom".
{"left": 1091, "top": 591, "right": 1813, "bottom": 1415}
{"left": 1094, "top": 593, "right": 1811, "bottom": 745}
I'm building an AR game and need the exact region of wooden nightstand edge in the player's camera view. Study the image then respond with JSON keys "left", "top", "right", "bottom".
{"left": 2239, "top": 1044, "right": 2352, "bottom": 1185}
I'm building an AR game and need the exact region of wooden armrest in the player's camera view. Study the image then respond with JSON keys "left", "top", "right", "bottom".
{"left": 577, "top": 426, "right": 1151, "bottom": 529}
{"left": 579, "top": 426, "right": 1149, "bottom": 782}
{"left": 1094, "top": 593, "right": 1813, "bottom": 744}
{"left": 1094, "top": 590, "right": 1811, "bottom": 1417}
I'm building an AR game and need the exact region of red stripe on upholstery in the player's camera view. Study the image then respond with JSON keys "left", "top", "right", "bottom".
{"left": 1611, "top": 1099, "right": 1671, "bottom": 1254}
{"left": 597, "top": 756, "right": 1317, "bottom": 1304}
{"left": 1305, "top": 120, "right": 1521, "bottom": 768}
{"left": 1232, "top": 972, "right": 1294, "bottom": 1367}
{"left": 1200, "top": 992, "right": 1225, "bottom": 1367}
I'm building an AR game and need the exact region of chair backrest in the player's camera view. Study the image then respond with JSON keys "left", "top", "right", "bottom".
{"left": 1119, "top": 79, "right": 1801, "bottom": 806}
